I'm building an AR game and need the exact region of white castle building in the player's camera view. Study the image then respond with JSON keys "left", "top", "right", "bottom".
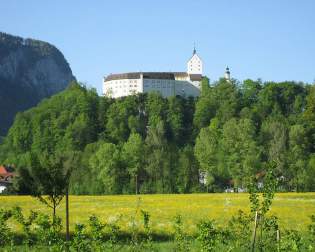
{"left": 103, "top": 49, "right": 204, "bottom": 98}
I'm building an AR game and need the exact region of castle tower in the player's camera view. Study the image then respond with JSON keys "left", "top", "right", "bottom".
{"left": 224, "top": 66, "right": 231, "bottom": 81}
{"left": 187, "top": 47, "right": 203, "bottom": 75}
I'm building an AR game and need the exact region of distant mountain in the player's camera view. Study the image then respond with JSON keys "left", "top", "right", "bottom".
{"left": 0, "top": 32, "right": 75, "bottom": 136}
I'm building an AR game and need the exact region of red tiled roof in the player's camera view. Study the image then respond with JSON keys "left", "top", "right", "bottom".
{"left": 0, "top": 166, "right": 14, "bottom": 183}
{"left": 0, "top": 166, "right": 8, "bottom": 175}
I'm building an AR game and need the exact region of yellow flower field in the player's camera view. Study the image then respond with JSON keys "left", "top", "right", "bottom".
{"left": 1, "top": 193, "right": 314, "bottom": 235}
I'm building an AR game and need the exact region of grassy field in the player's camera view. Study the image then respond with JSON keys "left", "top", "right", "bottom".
{"left": 1, "top": 193, "right": 314, "bottom": 235}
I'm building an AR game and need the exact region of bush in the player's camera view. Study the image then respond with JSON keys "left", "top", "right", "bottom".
{"left": 173, "top": 214, "right": 190, "bottom": 251}
{"left": 280, "top": 230, "right": 305, "bottom": 251}
{"left": 141, "top": 210, "right": 153, "bottom": 250}
{"left": 34, "top": 213, "right": 62, "bottom": 246}
{"left": 89, "top": 215, "right": 106, "bottom": 243}
{"left": 309, "top": 215, "right": 315, "bottom": 246}
{"left": 227, "top": 210, "right": 251, "bottom": 249}
{"left": 197, "top": 220, "right": 225, "bottom": 252}
{"left": 12, "top": 206, "right": 37, "bottom": 245}
{"left": 0, "top": 208, "right": 13, "bottom": 247}
{"left": 71, "top": 223, "right": 91, "bottom": 252}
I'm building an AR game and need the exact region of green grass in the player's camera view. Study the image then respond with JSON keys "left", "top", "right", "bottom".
{"left": 1, "top": 193, "right": 314, "bottom": 235}
{"left": 2, "top": 242, "right": 203, "bottom": 252}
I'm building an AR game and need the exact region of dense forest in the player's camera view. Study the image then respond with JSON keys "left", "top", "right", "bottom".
{"left": 1, "top": 77, "right": 315, "bottom": 194}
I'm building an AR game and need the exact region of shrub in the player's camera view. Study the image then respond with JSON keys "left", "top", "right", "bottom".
{"left": 141, "top": 210, "right": 153, "bottom": 250}
{"left": 172, "top": 214, "right": 190, "bottom": 251}
{"left": 280, "top": 230, "right": 304, "bottom": 251}
{"left": 197, "top": 220, "right": 222, "bottom": 252}
{"left": 89, "top": 215, "right": 106, "bottom": 243}
{"left": 34, "top": 213, "right": 62, "bottom": 246}
{"left": 0, "top": 208, "right": 13, "bottom": 247}
{"left": 258, "top": 215, "right": 279, "bottom": 251}
{"left": 12, "top": 206, "right": 37, "bottom": 245}
{"left": 227, "top": 210, "right": 251, "bottom": 249}
{"left": 71, "top": 223, "right": 91, "bottom": 252}
{"left": 105, "top": 221, "right": 120, "bottom": 247}
{"left": 309, "top": 215, "right": 315, "bottom": 246}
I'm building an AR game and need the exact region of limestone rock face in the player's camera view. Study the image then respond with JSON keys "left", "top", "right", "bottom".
{"left": 0, "top": 32, "right": 75, "bottom": 136}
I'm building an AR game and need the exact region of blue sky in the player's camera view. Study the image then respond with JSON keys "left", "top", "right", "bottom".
{"left": 1, "top": 0, "right": 315, "bottom": 93}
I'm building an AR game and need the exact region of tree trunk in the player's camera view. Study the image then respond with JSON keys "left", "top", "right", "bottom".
{"left": 251, "top": 211, "right": 258, "bottom": 252}
{"left": 53, "top": 204, "right": 56, "bottom": 218}
{"left": 66, "top": 190, "right": 70, "bottom": 242}
{"left": 277, "top": 229, "right": 280, "bottom": 252}
{"left": 135, "top": 175, "right": 138, "bottom": 195}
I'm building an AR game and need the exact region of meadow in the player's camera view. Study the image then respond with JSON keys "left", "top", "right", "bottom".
{"left": 1, "top": 193, "right": 314, "bottom": 235}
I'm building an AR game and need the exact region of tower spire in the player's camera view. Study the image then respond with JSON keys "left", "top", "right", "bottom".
{"left": 225, "top": 66, "right": 231, "bottom": 81}
{"left": 193, "top": 42, "right": 196, "bottom": 55}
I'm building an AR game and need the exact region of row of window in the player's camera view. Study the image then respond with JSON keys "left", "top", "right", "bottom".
{"left": 106, "top": 84, "right": 138, "bottom": 88}
{"left": 144, "top": 83, "right": 174, "bottom": 88}
{"left": 107, "top": 79, "right": 138, "bottom": 84}
{"left": 189, "top": 67, "right": 201, "bottom": 71}
{"left": 106, "top": 88, "right": 138, "bottom": 93}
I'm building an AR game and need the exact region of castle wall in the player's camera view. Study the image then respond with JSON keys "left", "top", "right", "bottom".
{"left": 103, "top": 78, "right": 143, "bottom": 98}
{"left": 103, "top": 50, "right": 202, "bottom": 98}
{"left": 103, "top": 76, "right": 200, "bottom": 98}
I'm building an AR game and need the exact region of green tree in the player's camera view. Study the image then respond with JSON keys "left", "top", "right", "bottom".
{"left": 261, "top": 118, "right": 288, "bottom": 179}
{"left": 16, "top": 152, "right": 76, "bottom": 217}
{"left": 214, "top": 78, "right": 241, "bottom": 125}
{"left": 241, "top": 79, "right": 262, "bottom": 107}
{"left": 305, "top": 155, "right": 315, "bottom": 191}
{"left": 143, "top": 120, "right": 171, "bottom": 193}
{"left": 288, "top": 124, "right": 308, "bottom": 191}
{"left": 221, "top": 118, "right": 261, "bottom": 189}
{"left": 194, "top": 118, "right": 224, "bottom": 190}
{"left": 145, "top": 92, "right": 167, "bottom": 127}
{"left": 177, "top": 145, "right": 199, "bottom": 193}
{"left": 89, "top": 142, "right": 126, "bottom": 194}
{"left": 166, "top": 96, "right": 185, "bottom": 145}
{"left": 121, "top": 132, "right": 144, "bottom": 194}
{"left": 193, "top": 78, "right": 216, "bottom": 131}
{"left": 105, "top": 96, "right": 138, "bottom": 143}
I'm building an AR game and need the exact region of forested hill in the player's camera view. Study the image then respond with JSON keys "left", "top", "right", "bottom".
{"left": 0, "top": 32, "right": 75, "bottom": 136}
{"left": 1, "top": 78, "right": 315, "bottom": 194}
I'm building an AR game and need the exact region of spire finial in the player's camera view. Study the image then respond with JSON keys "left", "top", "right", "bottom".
{"left": 193, "top": 42, "right": 196, "bottom": 55}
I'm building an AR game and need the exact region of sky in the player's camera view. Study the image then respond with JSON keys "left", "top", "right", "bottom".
{"left": 1, "top": 0, "right": 315, "bottom": 93}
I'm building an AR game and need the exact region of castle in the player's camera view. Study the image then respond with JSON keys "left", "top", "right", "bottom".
{"left": 103, "top": 49, "right": 230, "bottom": 98}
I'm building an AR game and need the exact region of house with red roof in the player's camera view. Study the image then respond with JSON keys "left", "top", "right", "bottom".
{"left": 0, "top": 165, "right": 14, "bottom": 193}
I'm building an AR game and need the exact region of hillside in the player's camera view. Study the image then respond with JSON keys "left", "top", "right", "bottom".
{"left": 1, "top": 79, "right": 315, "bottom": 194}
{"left": 0, "top": 32, "right": 75, "bottom": 136}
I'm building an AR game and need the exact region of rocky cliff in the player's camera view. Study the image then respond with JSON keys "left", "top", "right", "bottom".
{"left": 0, "top": 32, "right": 75, "bottom": 136}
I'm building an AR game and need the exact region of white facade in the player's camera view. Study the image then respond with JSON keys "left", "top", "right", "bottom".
{"left": 103, "top": 50, "right": 203, "bottom": 98}
{"left": 187, "top": 49, "right": 203, "bottom": 75}
{"left": 0, "top": 185, "right": 6, "bottom": 193}
{"left": 102, "top": 77, "right": 143, "bottom": 98}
